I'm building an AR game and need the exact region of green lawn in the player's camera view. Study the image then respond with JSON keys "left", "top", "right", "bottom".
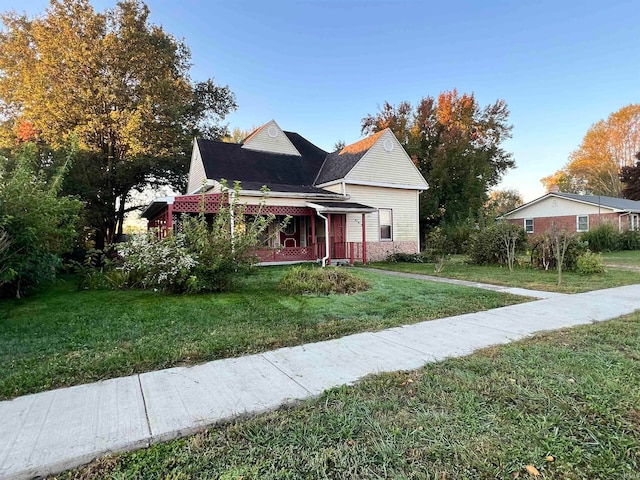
{"left": 0, "top": 267, "right": 525, "bottom": 399}
{"left": 603, "top": 250, "right": 640, "bottom": 267}
{"left": 54, "top": 313, "right": 640, "bottom": 480}
{"left": 370, "top": 255, "right": 640, "bottom": 293}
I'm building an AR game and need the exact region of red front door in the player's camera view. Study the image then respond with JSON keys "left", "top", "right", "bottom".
{"left": 331, "top": 215, "right": 346, "bottom": 258}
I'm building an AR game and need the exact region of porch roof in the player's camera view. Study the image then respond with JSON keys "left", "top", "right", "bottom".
{"left": 307, "top": 201, "right": 377, "bottom": 214}
{"left": 140, "top": 197, "right": 173, "bottom": 219}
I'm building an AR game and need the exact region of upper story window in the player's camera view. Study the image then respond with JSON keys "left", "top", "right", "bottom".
{"left": 577, "top": 215, "right": 589, "bottom": 232}
{"left": 524, "top": 218, "right": 534, "bottom": 234}
{"left": 379, "top": 209, "right": 393, "bottom": 241}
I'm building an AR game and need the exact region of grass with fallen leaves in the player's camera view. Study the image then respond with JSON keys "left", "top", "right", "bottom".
{"left": 54, "top": 313, "right": 640, "bottom": 479}
{"left": 0, "top": 266, "right": 525, "bottom": 399}
{"left": 371, "top": 255, "right": 640, "bottom": 293}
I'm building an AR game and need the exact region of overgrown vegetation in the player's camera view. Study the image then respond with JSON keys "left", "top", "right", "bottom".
{"left": 581, "top": 222, "right": 621, "bottom": 252}
{"left": 54, "top": 314, "right": 640, "bottom": 479}
{"left": 84, "top": 183, "right": 285, "bottom": 294}
{"left": 530, "top": 229, "right": 587, "bottom": 272}
{"left": 372, "top": 254, "right": 638, "bottom": 294}
{"left": 575, "top": 250, "right": 606, "bottom": 275}
{"left": 580, "top": 222, "right": 640, "bottom": 253}
{"left": 0, "top": 267, "right": 525, "bottom": 399}
{"left": 278, "top": 266, "right": 370, "bottom": 295}
{"left": 0, "top": 143, "right": 82, "bottom": 298}
{"left": 467, "top": 222, "right": 527, "bottom": 266}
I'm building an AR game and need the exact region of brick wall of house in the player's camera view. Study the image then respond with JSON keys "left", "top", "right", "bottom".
{"left": 366, "top": 241, "right": 418, "bottom": 262}
{"left": 507, "top": 213, "right": 622, "bottom": 236}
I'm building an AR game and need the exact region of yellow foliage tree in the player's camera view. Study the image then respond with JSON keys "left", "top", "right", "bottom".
{"left": 0, "top": 0, "right": 236, "bottom": 246}
{"left": 541, "top": 104, "right": 640, "bottom": 196}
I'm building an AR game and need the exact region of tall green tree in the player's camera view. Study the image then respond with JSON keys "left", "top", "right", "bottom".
{"left": 0, "top": 0, "right": 237, "bottom": 247}
{"left": 541, "top": 104, "right": 640, "bottom": 196}
{"left": 362, "top": 90, "right": 514, "bottom": 235}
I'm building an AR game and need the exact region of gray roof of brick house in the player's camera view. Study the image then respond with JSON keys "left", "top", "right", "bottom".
{"left": 554, "top": 192, "right": 640, "bottom": 211}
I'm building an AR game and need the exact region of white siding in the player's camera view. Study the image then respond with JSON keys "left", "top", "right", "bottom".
{"left": 344, "top": 184, "right": 419, "bottom": 243}
{"left": 346, "top": 130, "right": 428, "bottom": 188}
{"left": 505, "top": 196, "right": 617, "bottom": 219}
{"left": 241, "top": 120, "right": 301, "bottom": 156}
{"left": 186, "top": 143, "right": 206, "bottom": 194}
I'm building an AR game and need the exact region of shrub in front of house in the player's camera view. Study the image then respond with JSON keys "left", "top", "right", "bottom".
{"left": 530, "top": 231, "right": 587, "bottom": 271}
{"left": 575, "top": 250, "right": 606, "bottom": 275}
{"left": 580, "top": 222, "right": 620, "bottom": 252}
{"left": 467, "top": 222, "right": 527, "bottom": 265}
{"left": 278, "top": 266, "right": 370, "bottom": 295}
{"left": 116, "top": 232, "right": 198, "bottom": 292}
{"left": 385, "top": 252, "right": 425, "bottom": 263}
{"left": 619, "top": 229, "right": 640, "bottom": 250}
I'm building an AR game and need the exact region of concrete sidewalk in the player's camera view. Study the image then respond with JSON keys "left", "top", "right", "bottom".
{"left": 2, "top": 284, "right": 640, "bottom": 480}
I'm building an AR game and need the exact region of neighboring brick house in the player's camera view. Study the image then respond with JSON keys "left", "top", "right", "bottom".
{"left": 500, "top": 189, "right": 640, "bottom": 235}
{"left": 142, "top": 120, "right": 429, "bottom": 264}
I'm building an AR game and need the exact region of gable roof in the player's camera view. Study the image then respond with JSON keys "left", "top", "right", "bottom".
{"left": 554, "top": 192, "right": 640, "bottom": 211}
{"left": 241, "top": 120, "right": 301, "bottom": 156}
{"left": 192, "top": 123, "right": 427, "bottom": 195}
{"left": 315, "top": 130, "right": 386, "bottom": 185}
{"left": 502, "top": 191, "right": 640, "bottom": 217}
{"left": 196, "top": 133, "right": 327, "bottom": 192}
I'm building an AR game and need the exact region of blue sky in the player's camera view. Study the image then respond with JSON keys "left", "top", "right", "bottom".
{"left": 9, "top": 0, "right": 640, "bottom": 200}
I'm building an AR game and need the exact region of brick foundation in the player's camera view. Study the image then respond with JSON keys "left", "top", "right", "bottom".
{"left": 365, "top": 241, "right": 419, "bottom": 262}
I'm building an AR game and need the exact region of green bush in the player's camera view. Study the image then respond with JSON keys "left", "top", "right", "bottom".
{"left": 385, "top": 252, "right": 425, "bottom": 263}
{"left": 467, "top": 222, "right": 527, "bottom": 265}
{"left": 0, "top": 143, "right": 82, "bottom": 298}
{"left": 114, "top": 183, "right": 283, "bottom": 294}
{"left": 619, "top": 229, "right": 640, "bottom": 250}
{"left": 575, "top": 250, "right": 606, "bottom": 275}
{"left": 581, "top": 223, "right": 620, "bottom": 252}
{"left": 439, "top": 222, "right": 474, "bottom": 254}
{"left": 278, "top": 266, "right": 370, "bottom": 295}
{"left": 530, "top": 231, "right": 587, "bottom": 271}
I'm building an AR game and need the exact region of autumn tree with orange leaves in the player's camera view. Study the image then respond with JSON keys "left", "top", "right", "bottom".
{"left": 362, "top": 90, "right": 514, "bottom": 236}
{"left": 542, "top": 104, "right": 640, "bottom": 196}
{"left": 0, "top": 0, "right": 236, "bottom": 248}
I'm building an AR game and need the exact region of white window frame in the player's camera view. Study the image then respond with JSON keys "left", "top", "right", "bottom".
{"left": 631, "top": 214, "right": 639, "bottom": 231}
{"left": 576, "top": 215, "right": 589, "bottom": 232}
{"left": 379, "top": 208, "right": 393, "bottom": 241}
{"left": 524, "top": 218, "right": 534, "bottom": 234}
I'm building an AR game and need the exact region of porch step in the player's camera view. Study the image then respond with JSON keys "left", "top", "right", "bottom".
{"left": 329, "top": 259, "right": 351, "bottom": 266}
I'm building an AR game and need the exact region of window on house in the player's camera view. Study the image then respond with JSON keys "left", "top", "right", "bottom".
{"left": 577, "top": 215, "right": 589, "bottom": 232}
{"left": 524, "top": 218, "right": 534, "bottom": 234}
{"left": 379, "top": 209, "right": 393, "bottom": 240}
{"left": 631, "top": 214, "right": 639, "bottom": 231}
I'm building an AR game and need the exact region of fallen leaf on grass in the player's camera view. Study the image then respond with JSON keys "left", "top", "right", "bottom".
{"left": 525, "top": 465, "right": 540, "bottom": 476}
{"left": 546, "top": 455, "right": 555, "bottom": 462}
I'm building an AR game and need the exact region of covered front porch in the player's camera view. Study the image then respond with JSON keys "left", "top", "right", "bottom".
{"left": 142, "top": 194, "right": 375, "bottom": 266}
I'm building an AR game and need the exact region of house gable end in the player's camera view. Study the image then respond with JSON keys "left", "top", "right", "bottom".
{"left": 345, "top": 130, "right": 428, "bottom": 189}
{"left": 186, "top": 141, "right": 207, "bottom": 194}
{"left": 503, "top": 194, "right": 618, "bottom": 219}
{"left": 241, "top": 120, "right": 301, "bottom": 156}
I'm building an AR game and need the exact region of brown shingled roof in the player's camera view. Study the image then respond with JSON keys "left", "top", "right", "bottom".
{"left": 338, "top": 129, "right": 386, "bottom": 155}
{"left": 314, "top": 129, "right": 388, "bottom": 184}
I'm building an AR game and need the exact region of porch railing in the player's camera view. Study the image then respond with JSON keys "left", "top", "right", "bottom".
{"left": 254, "top": 242, "right": 365, "bottom": 264}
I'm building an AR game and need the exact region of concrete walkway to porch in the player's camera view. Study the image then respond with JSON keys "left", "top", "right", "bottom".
{"left": 361, "top": 267, "right": 567, "bottom": 299}
{"left": 2, "top": 283, "right": 640, "bottom": 480}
